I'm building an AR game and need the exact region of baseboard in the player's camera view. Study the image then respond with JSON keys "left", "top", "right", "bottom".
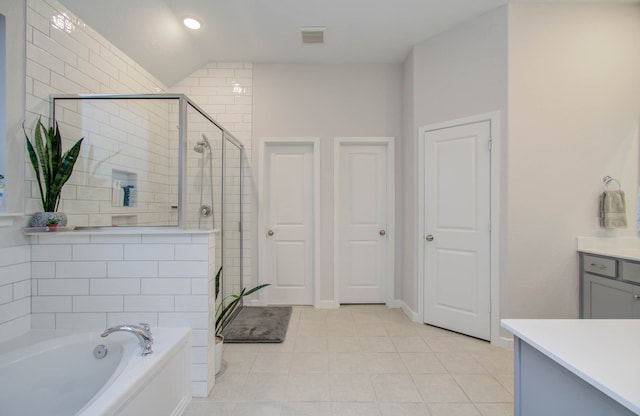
{"left": 492, "top": 335, "right": 514, "bottom": 349}
{"left": 400, "top": 301, "right": 420, "bottom": 322}
{"left": 315, "top": 300, "right": 339, "bottom": 309}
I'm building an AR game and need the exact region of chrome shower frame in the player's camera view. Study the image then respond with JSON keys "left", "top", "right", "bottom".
{"left": 49, "top": 93, "right": 245, "bottom": 292}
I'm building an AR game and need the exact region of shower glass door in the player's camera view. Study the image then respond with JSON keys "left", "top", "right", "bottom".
{"left": 222, "top": 134, "right": 243, "bottom": 314}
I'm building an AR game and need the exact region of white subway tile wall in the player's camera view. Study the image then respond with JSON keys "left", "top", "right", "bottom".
{"left": 30, "top": 231, "right": 217, "bottom": 396}
{"left": 22, "top": 0, "right": 255, "bottom": 395}
{"left": 0, "top": 246, "right": 31, "bottom": 343}
{"left": 171, "top": 63, "right": 253, "bottom": 290}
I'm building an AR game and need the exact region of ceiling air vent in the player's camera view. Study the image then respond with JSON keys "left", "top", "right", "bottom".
{"left": 300, "top": 27, "right": 326, "bottom": 44}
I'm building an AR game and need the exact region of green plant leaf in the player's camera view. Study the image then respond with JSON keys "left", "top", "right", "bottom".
{"left": 24, "top": 117, "right": 83, "bottom": 212}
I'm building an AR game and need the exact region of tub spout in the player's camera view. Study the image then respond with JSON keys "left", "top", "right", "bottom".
{"left": 101, "top": 323, "right": 153, "bottom": 356}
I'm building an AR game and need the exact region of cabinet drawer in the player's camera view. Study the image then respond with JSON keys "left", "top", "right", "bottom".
{"left": 583, "top": 255, "right": 617, "bottom": 278}
{"left": 621, "top": 261, "right": 640, "bottom": 284}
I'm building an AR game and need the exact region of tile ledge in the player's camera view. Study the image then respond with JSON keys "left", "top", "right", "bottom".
{"left": 0, "top": 213, "right": 24, "bottom": 227}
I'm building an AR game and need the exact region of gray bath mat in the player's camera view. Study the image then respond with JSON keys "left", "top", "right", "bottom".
{"left": 222, "top": 306, "right": 292, "bottom": 343}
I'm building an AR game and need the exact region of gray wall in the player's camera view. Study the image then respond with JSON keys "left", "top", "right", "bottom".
{"left": 507, "top": 3, "right": 640, "bottom": 319}
{"left": 252, "top": 63, "right": 403, "bottom": 303}
{"left": 402, "top": 6, "right": 509, "bottom": 316}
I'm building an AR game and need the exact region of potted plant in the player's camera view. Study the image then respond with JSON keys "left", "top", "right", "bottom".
{"left": 214, "top": 267, "right": 269, "bottom": 374}
{"left": 24, "top": 117, "right": 83, "bottom": 227}
{"left": 45, "top": 215, "right": 59, "bottom": 231}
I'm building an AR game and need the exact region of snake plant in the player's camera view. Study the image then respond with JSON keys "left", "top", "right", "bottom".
{"left": 24, "top": 117, "right": 83, "bottom": 212}
{"left": 214, "top": 266, "right": 270, "bottom": 335}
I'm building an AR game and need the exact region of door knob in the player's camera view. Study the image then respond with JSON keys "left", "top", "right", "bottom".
{"left": 379, "top": 230, "right": 386, "bottom": 236}
{"left": 267, "top": 230, "right": 274, "bottom": 236}
{"left": 425, "top": 234, "right": 434, "bottom": 241}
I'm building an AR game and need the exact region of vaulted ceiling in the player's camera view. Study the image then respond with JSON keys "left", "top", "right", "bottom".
{"left": 57, "top": 0, "right": 639, "bottom": 86}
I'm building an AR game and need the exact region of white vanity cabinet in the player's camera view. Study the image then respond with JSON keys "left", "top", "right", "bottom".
{"left": 580, "top": 253, "right": 640, "bottom": 319}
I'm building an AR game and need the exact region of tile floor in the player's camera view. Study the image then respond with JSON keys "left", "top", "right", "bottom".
{"left": 184, "top": 305, "right": 514, "bottom": 416}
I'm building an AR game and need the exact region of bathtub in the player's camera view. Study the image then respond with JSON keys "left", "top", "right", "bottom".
{"left": 0, "top": 327, "right": 191, "bottom": 416}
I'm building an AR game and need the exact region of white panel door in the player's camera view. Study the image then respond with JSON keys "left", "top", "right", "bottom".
{"left": 263, "top": 143, "right": 315, "bottom": 305}
{"left": 337, "top": 141, "right": 391, "bottom": 304}
{"left": 423, "top": 121, "right": 491, "bottom": 340}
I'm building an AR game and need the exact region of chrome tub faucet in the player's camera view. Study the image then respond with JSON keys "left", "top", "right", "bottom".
{"left": 101, "top": 323, "right": 154, "bottom": 356}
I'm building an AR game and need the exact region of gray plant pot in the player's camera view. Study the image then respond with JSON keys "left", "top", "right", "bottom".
{"left": 29, "top": 212, "right": 68, "bottom": 228}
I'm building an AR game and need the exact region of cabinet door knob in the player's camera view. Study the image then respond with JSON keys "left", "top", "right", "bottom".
{"left": 426, "top": 235, "right": 434, "bottom": 242}
{"left": 633, "top": 295, "right": 640, "bottom": 300}
{"left": 379, "top": 230, "right": 386, "bottom": 236}
{"left": 267, "top": 230, "right": 274, "bottom": 236}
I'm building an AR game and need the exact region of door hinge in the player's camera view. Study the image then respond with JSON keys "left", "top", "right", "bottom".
{"left": 488, "top": 139, "right": 492, "bottom": 151}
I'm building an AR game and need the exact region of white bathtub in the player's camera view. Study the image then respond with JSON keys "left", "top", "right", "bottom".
{"left": 0, "top": 327, "right": 191, "bottom": 416}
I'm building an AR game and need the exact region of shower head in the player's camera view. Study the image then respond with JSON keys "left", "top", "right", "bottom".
{"left": 193, "top": 134, "right": 211, "bottom": 154}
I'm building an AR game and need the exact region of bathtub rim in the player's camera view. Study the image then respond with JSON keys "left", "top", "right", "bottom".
{"left": 0, "top": 327, "right": 192, "bottom": 416}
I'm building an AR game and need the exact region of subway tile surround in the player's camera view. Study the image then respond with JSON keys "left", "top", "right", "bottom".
{"left": 0, "top": 246, "right": 31, "bottom": 343}
{"left": 29, "top": 229, "right": 218, "bottom": 397}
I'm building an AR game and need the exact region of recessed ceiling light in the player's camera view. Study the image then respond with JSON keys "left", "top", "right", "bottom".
{"left": 183, "top": 17, "right": 201, "bottom": 30}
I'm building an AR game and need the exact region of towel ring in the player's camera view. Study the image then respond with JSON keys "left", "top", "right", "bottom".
{"left": 603, "top": 176, "right": 622, "bottom": 190}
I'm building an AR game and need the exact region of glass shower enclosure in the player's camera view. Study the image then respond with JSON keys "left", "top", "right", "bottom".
{"left": 49, "top": 94, "right": 243, "bottom": 318}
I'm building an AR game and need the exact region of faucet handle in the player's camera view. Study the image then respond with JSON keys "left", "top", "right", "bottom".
{"left": 139, "top": 322, "right": 151, "bottom": 332}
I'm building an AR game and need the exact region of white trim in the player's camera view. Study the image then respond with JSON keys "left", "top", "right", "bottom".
{"left": 400, "top": 300, "right": 420, "bottom": 322}
{"left": 315, "top": 300, "right": 339, "bottom": 309}
{"left": 333, "top": 137, "right": 395, "bottom": 307}
{"left": 417, "top": 111, "right": 501, "bottom": 345}
{"left": 258, "top": 137, "right": 321, "bottom": 307}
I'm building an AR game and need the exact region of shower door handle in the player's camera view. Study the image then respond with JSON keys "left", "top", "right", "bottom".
{"left": 267, "top": 230, "right": 274, "bottom": 236}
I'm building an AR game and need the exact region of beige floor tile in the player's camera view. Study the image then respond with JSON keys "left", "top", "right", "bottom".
{"left": 286, "top": 373, "right": 331, "bottom": 402}
{"left": 365, "top": 352, "right": 408, "bottom": 373}
{"left": 291, "top": 352, "right": 330, "bottom": 373}
{"left": 232, "top": 401, "right": 283, "bottom": 416}
{"left": 355, "top": 324, "right": 388, "bottom": 337}
{"left": 384, "top": 323, "right": 421, "bottom": 337}
{"left": 328, "top": 336, "right": 361, "bottom": 352}
{"left": 475, "top": 403, "right": 514, "bottom": 416}
{"left": 400, "top": 352, "right": 447, "bottom": 374}
{"left": 295, "top": 336, "right": 329, "bottom": 352}
{"left": 243, "top": 373, "right": 288, "bottom": 402}
{"left": 298, "top": 323, "right": 328, "bottom": 337}
{"left": 330, "top": 373, "right": 377, "bottom": 402}
{"left": 251, "top": 352, "right": 293, "bottom": 373}
{"left": 453, "top": 374, "right": 512, "bottom": 403}
{"left": 327, "top": 322, "right": 358, "bottom": 337}
{"left": 185, "top": 305, "right": 514, "bottom": 415}
{"left": 436, "top": 352, "right": 488, "bottom": 374}
{"left": 493, "top": 373, "right": 514, "bottom": 394}
{"left": 379, "top": 403, "right": 432, "bottom": 416}
{"left": 331, "top": 402, "right": 382, "bottom": 416}
{"left": 370, "top": 373, "right": 423, "bottom": 403}
{"left": 209, "top": 373, "right": 249, "bottom": 401}
{"left": 412, "top": 374, "right": 469, "bottom": 403}
{"left": 424, "top": 335, "right": 491, "bottom": 353}
{"left": 391, "top": 337, "right": 431, "bottom": 353}
{"left": 427, "top": 403, "right": 481, "bottom": 416}
{"left": 473, "top": 351, "right": 514, "bottom": 375}
{"left": 329, "top": 352, "right": 370, "bottom": 374}
{"left": 359, "top": 336, "right": 396, "bottom": 352}
{"left": 352, "top": 312, "right": 384, "bottom": 324}
{"left": 282, "top": 401, "right": 333, "bottom": 416}
{"left": 183, "top": 400, "right": 236, "bottom": 416}
{"left": 220, "top": 351, "right": 257, "bottom": 374}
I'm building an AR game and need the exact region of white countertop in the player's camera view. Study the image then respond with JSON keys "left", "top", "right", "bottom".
{"left": 501, "top": 319, "right": 640, "bottom": 414}
{"left": 579, "top": 248, "right": 640, "bottom": 262}
{"left": 576, "top": 237, "right": 640, "bottom": 261}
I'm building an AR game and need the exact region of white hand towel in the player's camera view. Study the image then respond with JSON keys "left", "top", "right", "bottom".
{"left": 600, "top": 190, "right": 627, "bottom": 229}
